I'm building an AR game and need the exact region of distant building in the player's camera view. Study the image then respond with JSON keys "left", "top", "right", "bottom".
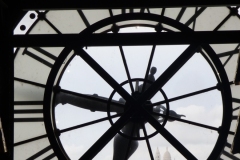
{"left": 163, "top": 147, "right": 171, "bottom": 160}
{"left": 155, "top": 147, "right": 161, "bottom": 160}
{"left": 155, "top": 147, "right": 171, "bottom": 160}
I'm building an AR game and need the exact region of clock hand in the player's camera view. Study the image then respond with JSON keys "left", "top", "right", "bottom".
{"left": 168, "top": 110, "right": 186, "bottom": 122}
{"left": 55, "top": 89, "right": 125, "bottom": 113}
{"left": 113, "top": 122, "right": 140, "bottom": 160}
{"left": 153, "top": 105, "right": 186, "bottom": 123}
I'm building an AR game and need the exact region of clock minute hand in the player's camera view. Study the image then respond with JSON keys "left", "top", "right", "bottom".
{"left": 55, "top": 89, "right": 125, "bottom": 113}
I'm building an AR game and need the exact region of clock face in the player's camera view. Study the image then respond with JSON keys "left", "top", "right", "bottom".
{"left": 14, "top": 7, "right": 240, "bottom": 160}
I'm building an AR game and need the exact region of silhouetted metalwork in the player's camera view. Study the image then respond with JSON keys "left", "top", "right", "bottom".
{"left": 35, "top": 13, "right": 232, "bottom": 160}
{"left": 55, "top": 67, "right": 186, "bottom": 159}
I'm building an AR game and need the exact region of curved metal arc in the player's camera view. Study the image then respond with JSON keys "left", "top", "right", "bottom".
{"left": 81, "top": 13, "right": 191, "bottom": 35}
{"left": 201, "top": 44, "right": 232, "bottom": 160}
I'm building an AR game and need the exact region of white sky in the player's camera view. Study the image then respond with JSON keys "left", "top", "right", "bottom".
{"left": 56, "top": 27, "right": 223, "bottom": 160}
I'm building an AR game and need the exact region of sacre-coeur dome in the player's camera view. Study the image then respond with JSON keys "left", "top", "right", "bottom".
{"left": 163, "top": 148, "right": 171, "bottom": 160}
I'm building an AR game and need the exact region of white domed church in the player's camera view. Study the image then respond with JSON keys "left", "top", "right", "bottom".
{"left": 155, "top": 147, "right": 172, "bottom": 160}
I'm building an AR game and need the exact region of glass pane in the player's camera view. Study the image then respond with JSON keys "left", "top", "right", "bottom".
{"left": 169, "top": 90, "right": 222, "bottom": 124}
{"left": 195, "top": 7, "right": 229, "bottom": 31}
{"left": 219, "top": 16, "right": 240, "bottom": 31}
{"left": 29, "top": 18, "right": 57, "bottom": 34}
{"left": 59, "top": 120, "right": 111, "bottom": 159}
{"left": 149, "top": 8, "right": 163, "bottom": 15}
{"left": 14, "top": 47, "right": 63, "bottom": 84}
{"left": 84, "top": 46, "right": 128, "bottom": 84}
{"left": 224, "top": 54, "right": 239, "bottom": 81}
{"left": 37, "top": 150, "right": 55, "bottom": 160}
{"left": 14, "top": 104, "right": 45, "bottom": 142}
{"left": 151, "top": 45, "right": 187, "bottom": 79}
{"left": 46, "top": 10, "right": 86, "bottom": 33}
{"left": 14, "top": 138, "right": 51, "bottom": 159}
{"left": 179, "top": 7, "right": 195, "bottom": 24}
{"left": 122, "top": 45, "right": 152, "bottom": 79}
{"left": 211, "top": 44, "right": 238, "bottom": 55}
{"left": 112, "top": 9, "right": 121, "bottom": 16}
{"left": 164, "top": 8, "right": 182, "bottom": 20}
{"left": 231, "top": 85, "right": 240, "bottom": 100}
{"left": 82, "top": 10, "right": 110, "bottom": 25}
{"left": 59, "top": 55, "right": 114, "bottom": 97}
{"left": 163, "top": 52, "right": 218, "bottom": 98}
{"left": 14, "top": 81, "right": 44, "bottom": 101}
{"left": 165, "top": 121, "right": 219, "bottom": 159}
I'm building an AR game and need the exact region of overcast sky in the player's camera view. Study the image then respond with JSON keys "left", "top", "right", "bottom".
{"left": 56, "top": 27, "right": 223, "bottom": 160}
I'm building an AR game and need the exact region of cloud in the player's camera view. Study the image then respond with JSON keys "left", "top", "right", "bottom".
{"left": 175, "top": 104, "right": 222, "bottom": 127}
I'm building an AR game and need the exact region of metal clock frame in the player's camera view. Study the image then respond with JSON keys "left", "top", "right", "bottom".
{"left": 44, "top": 13, "right": 232, "bottom": 160}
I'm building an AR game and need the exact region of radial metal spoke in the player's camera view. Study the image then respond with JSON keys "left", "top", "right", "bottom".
{"left": 144, "top": 110, "right": 197, "bottom": 160}
{"left": 148, "top": 85, "right": 218, "bottom": 107}
{"left": 139, "top": 44, "right": 200, "bottom": 103}
{"left": 119, "top": 46, "right": 134, "bottom": 93}
{"left": 79, "top": 107, "right": 135, "bottom": 160}
{"left": 142, "top": 45, "right": 156, "bottom": 92}
{"left": 151, "top": 112, "right": 221, "bottom": 132}
{"left": 60, "top": 113, "right": 123, "bottom": 133}
{"left": 75, "top": 48, "right": 135, "bottom": 105}
{"left": 141, "top": 122, "right": 154, "bottom": 160}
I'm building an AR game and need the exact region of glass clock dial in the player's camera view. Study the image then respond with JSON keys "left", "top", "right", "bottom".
{"left": 13, "top": 7, "right": 240, "bottom": 160}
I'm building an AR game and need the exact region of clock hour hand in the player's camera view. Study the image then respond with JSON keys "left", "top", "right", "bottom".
{"left": 113, "top": 122, "right": 141, "bottom": 160}
{"left": 54, "top": 91, "right": 125, "bottom": 113}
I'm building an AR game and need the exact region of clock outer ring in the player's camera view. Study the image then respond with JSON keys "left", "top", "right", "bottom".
{"left": 43, "top": 13, "right": 232, "bottom": 160}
